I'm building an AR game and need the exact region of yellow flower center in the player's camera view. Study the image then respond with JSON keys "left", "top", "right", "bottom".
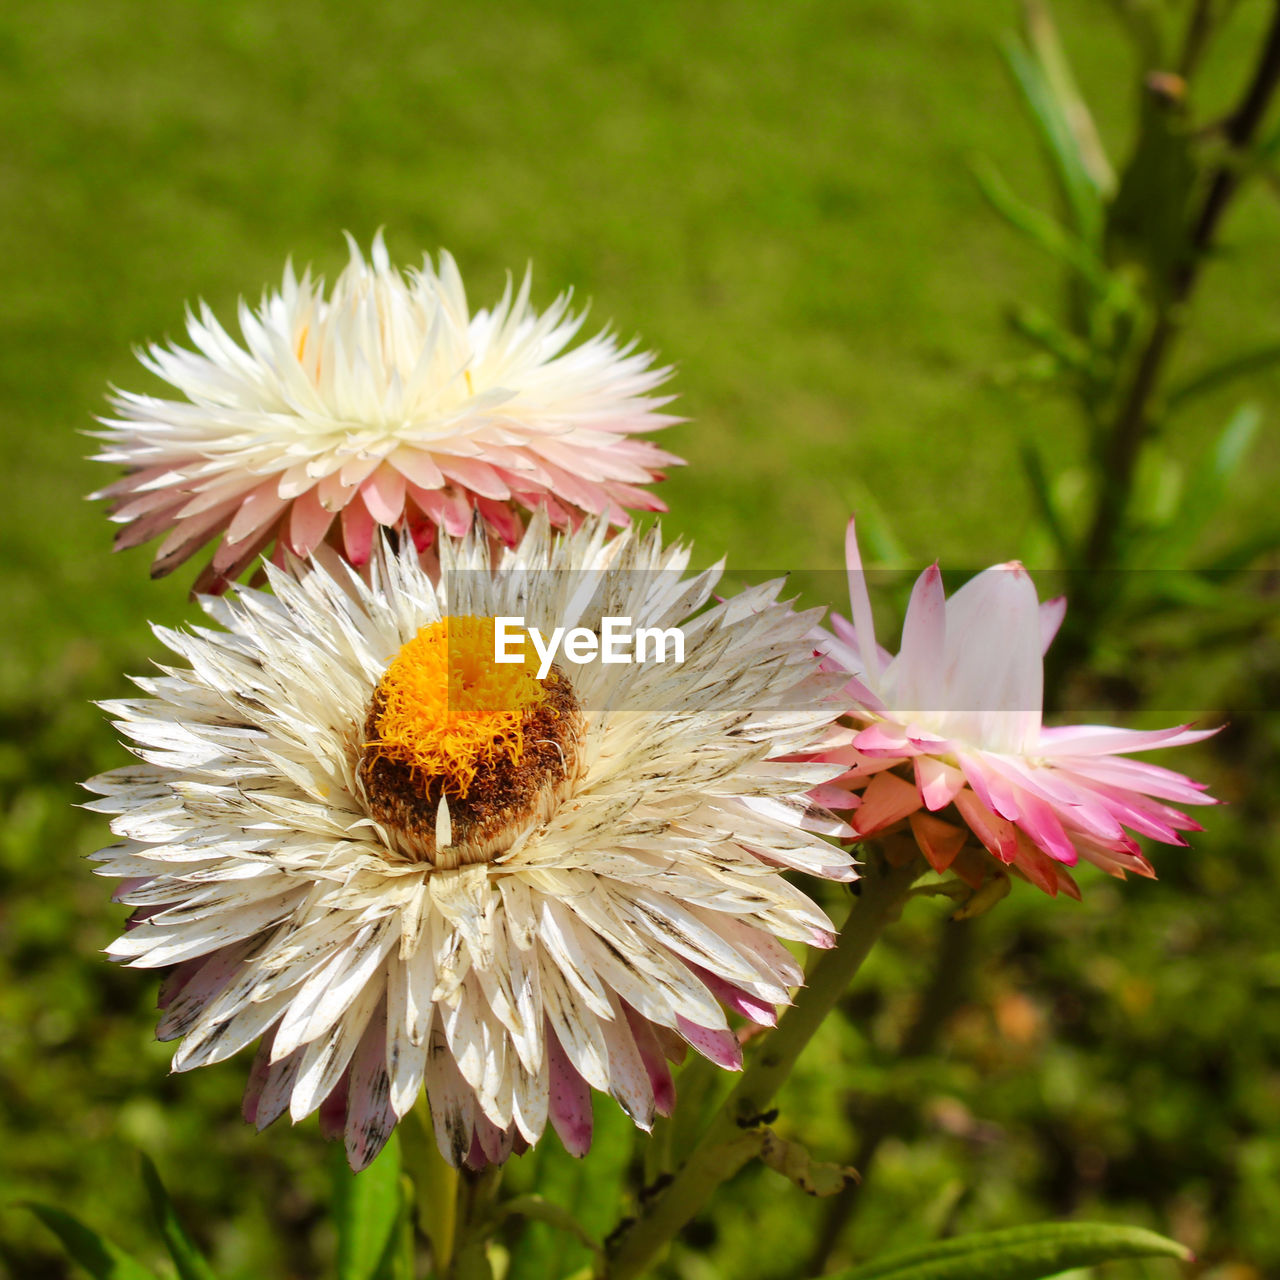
{"left": 358, "top": 616, "right": 582, "bottom": 866}
{"left": 368, "top": 616, "right": 547, "bottom": 798}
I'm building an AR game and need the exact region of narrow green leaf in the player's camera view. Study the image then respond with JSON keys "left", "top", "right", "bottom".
{"left": 1168, "top": 343, "right": 1280, "bottom": 409}
{"left": 1019, "top": 440, "right": 1074, "bottom": 561}
{"left": 1022, "top": 1, "right": 1115, "bottom": 194}
{"left": 1140, "top": 404, "right": 1261, "bottom": 565}
{"left": 494, "top": 1196, "right": 604, "bottom": 1261}
{"left": 824, "top": 1221, "right": 1192, "bottom": 1280}
{"left": 1000, "top": 28, "right": 1105, "bottom": 243}
{"left": 21, "top": 1203, "right": 157, "bottom": 1280}
{"left": 1205, "top": 519, "right": 1280, "bottom": 572}
{"left": 970, "top": 157, "right": 1110, "bottom": 291}
{"left": 138, "top": 1155, "right": 218, "bottom": 1280}
{"left": 334, "top": 1131, "right": 404, "bottom": 1280}
{"left": 370, "top": 1174, "right": 416, "bottom": 1280}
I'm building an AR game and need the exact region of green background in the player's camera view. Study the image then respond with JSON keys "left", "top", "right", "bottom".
{"left": 0, "top": 2, "right": 1276, "bottom": 1278}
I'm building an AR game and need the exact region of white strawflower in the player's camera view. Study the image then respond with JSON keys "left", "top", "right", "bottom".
{"left": 86, "top": 517, "right": 852, "bottom": 1169}
{"left": 92, "top": 234, "right": 680, "bottom": 591}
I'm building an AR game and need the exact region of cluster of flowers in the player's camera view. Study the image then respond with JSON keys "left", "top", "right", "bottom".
{"left": 87, "top": 237, "right": 1215, "bottom": 1172}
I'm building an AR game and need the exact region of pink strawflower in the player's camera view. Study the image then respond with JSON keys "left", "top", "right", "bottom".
{"left": 811, "top": 520, "right": 1218, "bottom": 898}
{"left": 91, "top": 234, "right": 681, "bottom": 592}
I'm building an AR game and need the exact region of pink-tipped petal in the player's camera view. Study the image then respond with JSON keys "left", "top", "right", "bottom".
{"left": 1039, "top": 596, "right": 1067, "bottom": 653}
{"left": 895, "top": 563, "right": 947, "bottom": 714}
{"left": 546, "top": 1025, "right": 593, "bottom": 1158}
{"left": 954, "top": 789, "right": 1019, "bottom": 864}
{"left": 676, "top": 1016, "right": 743, "bottom": 1070}
{"left": 844, "top": 519, "right": 883, "bottom": 683}
{"left": 361, "top": 463, "right": 408, "bottom": 526}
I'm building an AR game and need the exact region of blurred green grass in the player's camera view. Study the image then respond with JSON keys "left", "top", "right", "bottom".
{"left": 0, "top": 2, "right": 1276, "bottom": 1278}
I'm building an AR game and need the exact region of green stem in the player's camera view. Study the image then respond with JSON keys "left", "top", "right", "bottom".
{"left": 1072, "top": 3, "right": 1280, "bottom": 593}
{"left": 606, "top": 850, "right": 921, "bottom": 1280}
{"left": 451, "top": 1167, "right": 504, "bottom": 1280}
{"left": 1049, "top": 2, "right": 1280, "bottom": 694}
{"left": 402, "top": 1098, "right": 459, "bottom": 1277}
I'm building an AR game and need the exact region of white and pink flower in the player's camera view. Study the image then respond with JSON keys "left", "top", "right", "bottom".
{"left": 812, "top": 520, "right": 1218, "bottom": 898}
{"left": 92, "top": 234, "right": 680, "bottom": 591}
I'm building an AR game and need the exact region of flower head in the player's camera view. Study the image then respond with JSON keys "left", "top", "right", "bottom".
{"left": 92, "top": 235, "right": 681, "bottom": 592}
{"left": 812, "top": 520, "right": 1217, "bottom": 898}
{"left": 87, "top": 517, "right": 851, "bottom": 1169}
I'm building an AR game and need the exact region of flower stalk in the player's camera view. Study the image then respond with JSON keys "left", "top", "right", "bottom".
{"left": 606, "top": 845, "right": 922, "bottom": 1280}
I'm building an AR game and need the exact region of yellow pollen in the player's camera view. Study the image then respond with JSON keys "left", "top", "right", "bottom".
{"left": 367, "top": 616, "right": 549, "bottom": 799}
{"left": 464, "top": 368, "right": 474, "bottom": 395}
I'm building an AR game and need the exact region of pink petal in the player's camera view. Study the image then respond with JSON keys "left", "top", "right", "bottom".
{"left": 808, "top": 782, "right": 861, "bottom": 811}
{"left": 227, "top": 479, "right": 288, "bottom": 545}
{"left": 954, "top": 789, "right": 1019, "bottom": 863}
{"left": 286, "top": 486, "right": 336, "bottom": 557}
{"left": 690, "top": 967, "right": 778, "bottom": 1028}
{"left": 315, "top": 470, "right": 358, "bottom": 513}
{"left": 436, "top": 456, "right": 511, "bottom": 501}
{"left": 940, "top": 563, "right": 1043, "bottom": 752}
{"left": 908, "top": 811, "right": 967, "bottom": 873}
{"left": 477, "top": 497, "right": 523, "bottom": 547}
{"left": 852, "top": 770, "right": 922, "bottom": 835}
{"left": 1011, "top": 832, "right": 1063, "bottom": 896}
{"left": 853, "top": 723, "right": 914, "bottom": 756}
{"left": 844, "top": 518, "right": 882, "bottom": 683}
{"left": 676, "top": 1016, "right": 743, "bottom": 1070}
{"left": 412, "top": 485, "right": 473, "bottom": 538}
{"left": 361, "top": 463, "right": 408, "bottom": 526}
{"left": 390, "top": 446, "right": 446, "bottom": 491}
{"left": 1037, "top": 723, "right": 1219, "bottom": 756}
{"left": 895, "top": 563, "right": 946, "bottom": 713}
{"left": 1011, "top": 787, "right": 1079, "bottom": 865}
{"left": 341, "top": 492, "right": 376, "bottom": 566}
{"left": 546, "top": 1025, "right": 593, "bottom": 1158}
{"left": 1039, "top": 596, "right": 1067, "bottom": 654}
{"left": 622, "top": 1004, "right": 677, "bottom": 1117}
{"left": 915, "top": 756, "right": 965, "bottom": 811}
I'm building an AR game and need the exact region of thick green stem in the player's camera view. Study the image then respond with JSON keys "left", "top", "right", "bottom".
{"left": 606, "top": 851, "right": 921, "bottom": 1280}
{"left": 1050, "top": 2, "right": 1280, "bottom": 693}
{"left": 1076, "top": 2, "right": 1280, "bottom": 577}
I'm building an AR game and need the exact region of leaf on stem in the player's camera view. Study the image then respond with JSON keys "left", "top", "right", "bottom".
{"left": 819, "top": 1220, "right": 1191, "bottom": 1280}
{"left": 950, "top": 871, "right": 1011, "bottom": 921}
{"left": 21, "top": 1203, "right": 158, "bottom": 1280}
{"left": 1137, "top": 403, "right": 1261, "bottom": 567}
{"left": 970, "top": 156, "right": 1111, "bottom": 292}
{"left": 333, "top": 1131, "right": 403, "bottom": 1280}
{"left": 1021, "top": 1, "right": 1115, "bottom": 196}
{"left": 1001, "top": 16, "right": 1109, "bottom": 243}
{"left": 1018, "top": 440, "right": 1075, "bottom": 563}
{"left": 1168, "top": 344, "right": 1280, "bottom": 409}
{"left": 757, "top": 1131, "right": 859, "bottom": 1197}
{"left": 494, "top": 1195, "right": 605, "bottom": 1265}
{"left": 138, "top": 1156, "right": 218, "bottom": 1280}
